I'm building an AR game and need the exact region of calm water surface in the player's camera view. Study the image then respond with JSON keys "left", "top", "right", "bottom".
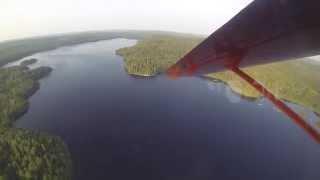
{"left": 13, "top": 39, "right": 320, "bottom": 180}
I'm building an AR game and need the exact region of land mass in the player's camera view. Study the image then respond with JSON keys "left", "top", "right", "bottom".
{"left": 0, "top": 66, "right": 52, "bottom": 127}
{"left": 0, "top": 128, "right": 72, "bottom": 180}
{"left": 0, "top": 30, "right": 199, "bottom": 67}
{"left": 0, "top": 65, "right": 72, "bottom": 180}
{"left": 20, "top": 58, "right": 38, "bottom": 66}
{"left": 116, "top": 35, "right": 202, "bottom": 75}
{"left": 117, "top": 34, "right": 320, "bottom": 115}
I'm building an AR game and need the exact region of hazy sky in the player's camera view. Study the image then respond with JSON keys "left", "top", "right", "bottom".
{"left": 1, "top": 0, "right": 253, "bottom": 41}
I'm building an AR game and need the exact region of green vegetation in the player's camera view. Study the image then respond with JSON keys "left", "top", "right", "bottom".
{"left": 0, "top": 66, "right": 52, "bottom": 127}
{"left": 0, "top": 66, "right": 72, "bottom": 180}
{"left": 116, "top": 35, "right": 203, "bottom": 75}
{"left": 207, "top": 60, "right": 320, "bottom": 114}
{"left": 0, "top": 128, "right": 72, "bottom": 180}
{"left": 117, "top": 35, "right": 320, "bottom": 114}
{"left": 20, "top": 59, "right": 37, "bottom": 66}
{"left": 0, "top": 30, "right": 193, "bottom": 67}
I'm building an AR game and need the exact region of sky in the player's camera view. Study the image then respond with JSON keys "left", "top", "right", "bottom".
{"left": 1, "top": 0, "right": 253, "bottom": 42}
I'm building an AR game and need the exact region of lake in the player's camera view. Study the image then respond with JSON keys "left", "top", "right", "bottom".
{"left": 12, "top": 39, "right": 320, "bottom": 180}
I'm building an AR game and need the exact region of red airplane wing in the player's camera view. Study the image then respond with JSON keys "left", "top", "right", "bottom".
{"left": 168, "top": 0, "right": 320, "bottom": 76}
{"left": 167, "top": 0, "right": 320, "bottom": 143}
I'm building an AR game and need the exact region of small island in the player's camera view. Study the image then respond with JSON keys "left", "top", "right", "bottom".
{"left": 20, "top": 58, "right": 38, "bottom": 66}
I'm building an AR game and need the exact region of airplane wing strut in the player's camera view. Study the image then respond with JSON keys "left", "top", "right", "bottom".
{"left": 167, "top": 0, "right": 320, "bottom": 143}
{"left": 230, "top": 66, "right": 320, "bottom": 143}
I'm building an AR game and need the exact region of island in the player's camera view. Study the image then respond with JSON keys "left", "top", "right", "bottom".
{"left": 20, "top": 58, "right": 38, "bottom": 66}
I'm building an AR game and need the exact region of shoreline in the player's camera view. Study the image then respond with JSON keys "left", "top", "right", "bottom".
{"left": 122, "top": 70, "right": 320, "bottom": 117}
{"left": 11, "top": 66, "right": 53, "bottom": 123}
{"left": 125, "top": 69, "right": 159, "bottom": 78}
{"left": 119, "top": 67, "right": 263, "bottom": 102}
{"left": 200, "top": 75, "right": 261, "bottom": 102}
{"left": 0, "top": 64, "right": 73, "bottom": 179}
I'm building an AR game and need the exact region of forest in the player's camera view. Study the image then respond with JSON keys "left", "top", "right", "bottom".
{"left": 0, "top": 65, "right": 72, "bottom": 180}
{"left": 117, "top": 35, "right": 320, "bottom": 115}
{"left": 116, "top": 35, "right": 202, "bottom": 75}
{"left": 0, "top": 65, "right": 52, "bottom": 127}
{"left": 0, "top": 30, "right": 187, "bottom": 67}
{"left": 0, "top": 128, "right": 72, "bottom": 180}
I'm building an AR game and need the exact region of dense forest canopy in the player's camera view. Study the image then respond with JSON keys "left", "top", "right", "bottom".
{"left": 0, "top": 65, "right": 72, "bottom": 180}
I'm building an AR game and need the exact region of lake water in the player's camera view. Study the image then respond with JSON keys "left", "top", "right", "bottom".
{"left": 13, "top": 39, "right": 320, "bottom": 180}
